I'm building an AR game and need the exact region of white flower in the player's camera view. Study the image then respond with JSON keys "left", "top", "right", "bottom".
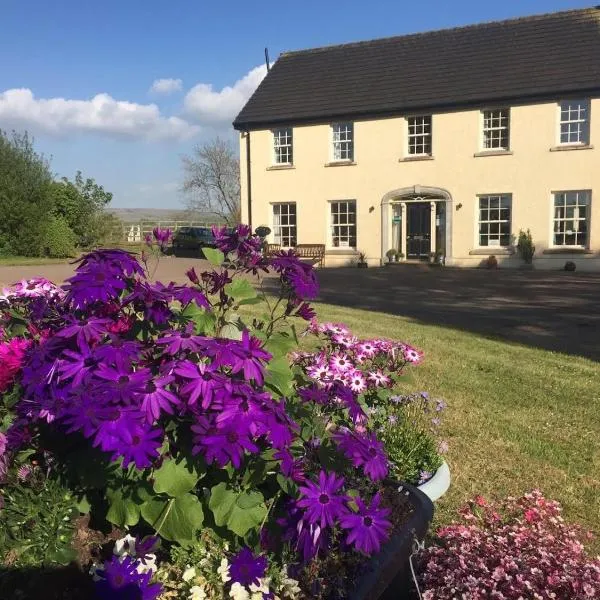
{"left": 229, "top": 582, "right": 250, "bottom": 600}
{"left": 135, "top": 553, "right": 157, "bottom": 575}
{"left": 250, "top": 594, "right": 264, "bottom": 600}
{"left": 249, "top": 578, "right": 271, "bottom": 594}
{"left": 189, "top": 585, "right": 207, "bottom": 600}
{"left": 182, "top": 566, "right": 197, "bottom": 582}
{"left": 280, "top": 577, "right": 302, "bottom": 599}
{"left": 113, "top": 534, "right": 137, "bottom": 557}
{"left": 218, "top": 558, "right": 231, "bottom": 582}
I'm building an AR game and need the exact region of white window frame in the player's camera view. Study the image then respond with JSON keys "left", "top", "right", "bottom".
{"left": 271, "top": 202, "right": 297, "bottom": 248}
{"left": 273, "top": 128, "right": 293, "bottom": 165}
{"left": 481, "top": 108, "right": 510, "bottom": 151}
{"left": 551, "top": 190, "right": 591, "bottom": 249}
{"left": 331, "top": 122, "right": 354, "bottom": 162}
{"left": 558, "top": 100, "right": 590, "bottom": 146}
{"left": 406, "top": 115, "right": 432, "bottom": 156}
{"left": 328, "top": 200, "right": 357, "bottom": 249}
{"left": 476, "top": 194, "right": 512, "bottom": 248}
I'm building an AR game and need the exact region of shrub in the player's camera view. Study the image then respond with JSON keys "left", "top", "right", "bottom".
{"left": 517, "top": 229, "right": 535, "bottom": 264}
{"left": 41, "top": 215, "right": 77, "bottom": 257}
{"left": 0, "top": 225, "right": 430, "bottom": 599}
{"left": 419, "top": 491, "right": 600, "bottom": 599}
{"left": 565, "top": 260, "right": 577, "bottom": 272}
{"left": 486, "top": 255, "right": 498, "bottom": 269}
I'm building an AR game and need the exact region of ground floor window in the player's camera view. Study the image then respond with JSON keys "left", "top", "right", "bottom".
{"left": 553, "top": 190, "right": 590, "bottom": 247}
{"left": 272, "top": 203, "right": 297, "bottom": 247}
{"left": 330, "top": 200, "right": 356, "bottom": 248}
{"left": 478, "top": 194, "right": 511, "bottom": 247}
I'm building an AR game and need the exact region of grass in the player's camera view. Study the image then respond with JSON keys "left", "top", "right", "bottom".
{"left": 265, "top": 301, "right": 600, "bottom": 541}
{"left": 0, "top": 256, "right": 70, "bottom": 266}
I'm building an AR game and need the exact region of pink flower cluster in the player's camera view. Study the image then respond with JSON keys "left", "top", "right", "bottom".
{"left": 295, "top": 322, "right": 423, "bottom": 395}
{"left": 0, "top": 337, "right": 30, "bottom": 393}
{"left": 420, "top": 490, "right": 600, "bottom": 599}
{"left": 0, "top": 277, "right": 64, "bottom": 302}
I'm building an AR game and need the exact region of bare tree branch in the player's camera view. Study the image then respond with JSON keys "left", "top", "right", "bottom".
{"left": 181, "top": 137, "right": 241, "bottom": 224}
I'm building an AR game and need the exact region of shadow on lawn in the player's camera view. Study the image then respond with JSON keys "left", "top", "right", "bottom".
{"left": 0, "top": 564, "right": 95, "bottom": 599}
{"left": 298, "top": 266, "right": 600, "bottom": 361}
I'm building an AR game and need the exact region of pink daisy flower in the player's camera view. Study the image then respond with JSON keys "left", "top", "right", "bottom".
{"left": 329, "top": 352, "right": 353, "bottom": 373}
{"left": 322, "top": 323, "right": 350, "bottom": 336}
{"left": 348, "top": 371, "right": 367, "bottom": 394}
{"left": 403, "top": 346, "right": 423, "bottom": 364}
{"left": 333, "top": 334, "right": 359, "bottom": 349}
{"left": 358, "top": 342, "right": 377, "bottom": 357}
{"left": 368, "top": 370, "right": 390, "bottom": 387}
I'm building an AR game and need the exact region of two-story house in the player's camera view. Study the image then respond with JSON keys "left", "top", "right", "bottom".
{"left": 233, "top": 7, "right": 599, "bottom": 269}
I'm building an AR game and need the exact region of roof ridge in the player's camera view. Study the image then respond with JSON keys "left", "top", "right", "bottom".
{"left": 280, "top": 6, "right": 600, "bottom": 57}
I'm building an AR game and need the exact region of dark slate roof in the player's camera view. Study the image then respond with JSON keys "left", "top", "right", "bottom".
{"left": 234, "top": 7, "right": 600, "bottom": 130}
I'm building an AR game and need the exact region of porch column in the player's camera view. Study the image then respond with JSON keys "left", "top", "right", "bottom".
{"left": 400, "top": 202, "right": 407, "bottom": 261}
{"left": 430, "top": 201, "right": 436, "bottom": 254}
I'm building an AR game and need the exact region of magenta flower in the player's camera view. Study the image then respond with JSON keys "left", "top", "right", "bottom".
{"left": 114, "top": 423, "right": 163, "bottom": 470}
{"left": 139, "top": 375, "right": 180, "bottom": 423}
{"left": 229, "top": 547, "right": 268, "bottom": 586}
{"left": 175, "top": 361, "right": 223, "bottom": 409}
{"left": 155, "top": 327, "right": 206, "bottom": 355}
{"left": 0, "top": 337, "right": 30, "bottom": 393}
{"left": 95, "top": 555, "right": 162, "bottom": 600}
{"left": 298, "top": 470, "right": 348, "bottom": 528}
{"left": 340, "top": 492, "right": 391, "bottom": 555}
{"left": 334, "top": 430, "right": 389, "bottom": 481}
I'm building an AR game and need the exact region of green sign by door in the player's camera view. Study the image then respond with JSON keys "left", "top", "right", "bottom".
{"left": 392, "top": 216, "right": 401, "bottom": 224}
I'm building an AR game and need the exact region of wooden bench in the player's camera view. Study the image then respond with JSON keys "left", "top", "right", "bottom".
{"left": 295, "top": 244, "right": 325, "bottom": 268}
{"left": 265, "top": 243, "right": 326, "bottom": 267}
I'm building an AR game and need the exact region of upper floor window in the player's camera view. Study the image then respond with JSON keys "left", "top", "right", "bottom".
{"left": 273, "top": 128, "right": 293, "bottom": 164}
{"left": 482, "top": 109, "right": 510, "bottom": 150}
{"left": 330, "top": 200, "right": 356, "bottom": 248}
{"left": 559, "top": 100, "right": 590, "bottom": 145}
{"left": 553, "top": 191, "right": 590, "bottom": 247}
{"left": 272, "top": 203, "right": 297, "bottom": 247}
{"left": 332, "top": 122, "right": 354, "bottom": 161}
{"left": 478, "top": 194, "right": 511, "bottom": 247}
{"left": 407, "top": 115, "right": 432, "bottom": 155}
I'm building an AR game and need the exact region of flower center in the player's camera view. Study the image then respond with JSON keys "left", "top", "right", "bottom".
{"left": 240, "top": 565, "right": 250, "bottom": 576}
{"left": 364, "top": 516, "right": 373, "bottom": 527}
{"left": 113, "top": 574, "right": 125, "bottom": 586}
{"left": 227, "top": 432, "right": 239, "bottom": 443}
{"left": 131, "top": 435, "right": 141, "bottom": 446}
{"left": 145, "top": 382, "right": 157, "bottom": 393}
{"left": 118, "top": 375, "right": 129, "bottom": 385}
{"left": 318, "top": 493, "right": 330, "bottom": 505}
{"left": 368, "top": 447, "right": 377, "bottom": 457}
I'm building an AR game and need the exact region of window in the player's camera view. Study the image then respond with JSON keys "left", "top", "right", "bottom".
{"left": 559, "top": 100, "right": 590, "bottom": 145}
{"left": 272, "top": 203, "right": 297, "bottom": 247}
{"left": 482, "top": 109, "right": 510, "bottom": 150}
{"left": 553, "top": 191, "right": 590, "bottom": 247}
{"left": 478, "top": 195, "right": 511, "bottom": 247}
{"left": 330, "top": 201, "right": 356, "bottom": 248}
{"left": 332, "top": 122, "right": 354, "bottom": 161}
{"left": 273, "top": 128, "right": 293, "bottom": 164}
{"left": 407, "top": 115, "right": 432, "bottom": 155}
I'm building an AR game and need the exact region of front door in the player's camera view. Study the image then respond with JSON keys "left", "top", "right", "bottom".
{"left": 406, "top": 203, "right": 431, "bottom": 259}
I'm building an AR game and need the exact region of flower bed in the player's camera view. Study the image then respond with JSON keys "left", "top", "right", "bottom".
{"left": 0, "top": 226, "right": 444, "bottom": 599}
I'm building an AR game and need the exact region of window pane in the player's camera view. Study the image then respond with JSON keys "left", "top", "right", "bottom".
{"left": 330, "top": 200, "right": 357, "bottom": 248}
{"left": 478, "top": 195, "right": 511, "bottom": 247}
{"left": 272, "top": 203, "right": 297, "bottom": 247}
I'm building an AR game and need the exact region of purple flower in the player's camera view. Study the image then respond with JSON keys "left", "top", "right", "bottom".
{"left": 95, "top": 365, "right": 151, "bottom": 405}
{"left": 94, "top": 555, "right": 162, "bottom": 600}
{"left": 418, "top": 470, "right": 433, "bottom": 484}
{"left": 155, "top": 327, "right": 206, "bottom": 355}
{"left": 139, "top": 375, "right": 180, "bottom": 423}
{"left": 175, "top": 361, "right": 223, "bottom": 409}
{"left": 231, "top": 330, "right": 271, "bottom": 384}
{"left": 152, "top": 227, "right": 172, "bottom": 249}
{"left": 340, "top": 492, "right": 392, "bottom": 555}
{"left": 334, "top": 430, "right": 389, "bottom": 482}
{"left": 274, "top": 448, "right": 306, "bottom": 483}
{"left": 56, "top": 317, "right": 110, "bottom": 347}
{"left": 0, "top": 432, "right": 7, "bottom": 457}
{"left": 294, "top": 302, "right": 317, "bottom": 321}
{"left": 58, "top": 346, "right": 100, "bottom": 387}
{"left": 298, "top": 470, "right": 348, "bottom": 528}
{"left": 114, "top": 423, "right": 163, "bottom": 470}
{"left": 271, "top": 250, "right": 319, "bottom": 300}
{"left": 229, "top": 547, "right": 268, "bottom": 586}
{"left": 185, "top": 267, "right": 199, "bottom": 285}
{"left": 17, "top": 464, "right": 32, "bottom": 482}
{"left": 192, "top": 419, "right": 259, "bottom": 468}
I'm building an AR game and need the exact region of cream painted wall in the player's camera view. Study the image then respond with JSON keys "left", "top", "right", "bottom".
{"left": 240, "top": 98, "right": 599, "bottom": 270}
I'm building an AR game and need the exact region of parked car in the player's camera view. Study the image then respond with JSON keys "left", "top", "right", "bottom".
{"left": 172, "top": 227, "right": 216, "bottom": 256}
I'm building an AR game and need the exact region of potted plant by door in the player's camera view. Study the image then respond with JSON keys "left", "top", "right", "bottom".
{"left": 357, "top": 250, "right": 368, "bottom": 268}
{"left": 386, "top": 249, "right": 399, "bottom": 264}
{"left": 517, "top": 229, "right": 535, "bottom": 269}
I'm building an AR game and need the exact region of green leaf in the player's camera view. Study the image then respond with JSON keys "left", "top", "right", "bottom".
{"left": 153, "top": 457, "right": 202, "bottom": 497}
{"left": 141, "top": 493, "right": 204, "bottom": 545}
{"left": 225, "top": 278, "right": 257, "bottom": 302}
{"left": 264, "top": 331, "right": 297, "bottom": 359}
{"left": 221, "top": 322, "right": 243, "bottom": 340}
{"left": 75, "top": 494, "right": 91, "bottom": 514}
{"left": 202, "top": 247, "right": 225, "bottom": 266}
{"left": 106, "top": 490, "right": 140, "bottom": 527}
{"left": 276, "top": 474, "right": 298, "bottom": 496}
{"left": 265, "top": 356, "right": 294, "bottom": 397}
{"left": 208, "top": 484, "right": 267, "bottom": 538}
{"left": 181, "top": 303, "right": 216, "bottom": 335}
{"left": 237, "top": 297, "right": 263, "bottom": 306}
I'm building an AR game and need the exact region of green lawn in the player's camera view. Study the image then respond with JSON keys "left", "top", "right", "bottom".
{"left": 0, "top": 256, "right": 70, "bottom": 266}
{"left": 283, "top": 302, "right": 600, "bottom": 539}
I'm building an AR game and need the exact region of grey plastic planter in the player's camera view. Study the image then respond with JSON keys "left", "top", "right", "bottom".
{"left": 417, "top": 461, "right": 451, "bottom": 502}
{"left": 349, "top": 483, "right": 434, "bottom": 600}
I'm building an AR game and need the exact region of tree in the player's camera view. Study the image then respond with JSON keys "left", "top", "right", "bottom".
{"left": 181, "top": 137, "right": 241, "bottom": 224}
{"left": 0, "top": 131, "right": 54, "bottom": 256}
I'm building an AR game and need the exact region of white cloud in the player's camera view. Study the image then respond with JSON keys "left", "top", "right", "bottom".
{"left": 150, "top": 78, "right": 183, "bottom": 95}
{"left": 183, "top": 64, "right": 268, "bottom": 124}
{"left": 0, "top": 88, "right": 200, "bottom": 141}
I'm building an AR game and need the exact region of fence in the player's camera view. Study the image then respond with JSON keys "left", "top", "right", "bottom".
{"left": 109, "top": 221, "right": 223, "bottom": 245}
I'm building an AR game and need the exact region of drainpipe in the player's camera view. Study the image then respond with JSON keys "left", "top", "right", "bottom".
{"left": 245, "top": 131, "right": 252, "bottom": 229}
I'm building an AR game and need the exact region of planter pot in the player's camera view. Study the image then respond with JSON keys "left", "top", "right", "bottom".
{"left": 357, "top": 262, "right": 369, "bottom": 268}
{"left": 417, "top": 461, "right": 451, "bottom": 502}
{"left": 350, "top": 483, "right": 434, "bottom": 600}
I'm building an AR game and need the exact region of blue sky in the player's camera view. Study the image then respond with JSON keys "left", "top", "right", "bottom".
{"left": 0, "top": 0, "right": 588, "bottom": 208}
